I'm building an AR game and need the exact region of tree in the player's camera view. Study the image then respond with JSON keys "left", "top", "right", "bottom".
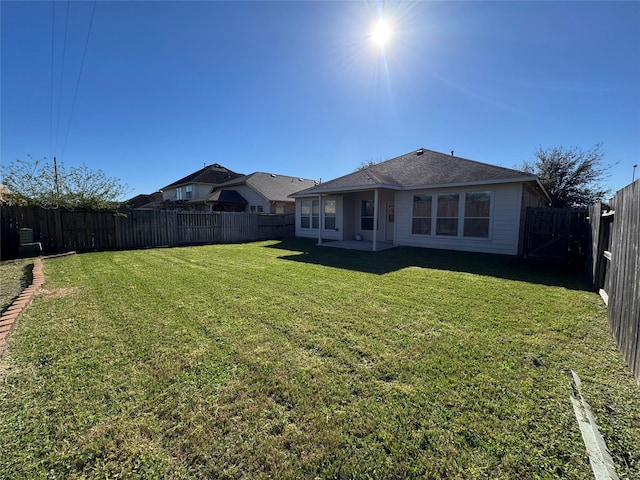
{"left": 1, "top": 156, "right": 129, "bottom": 209}
{"left": 355, "top": 159, "right": 383, "bottom": 171}
{"left": 521, "top": 144, "right": 611, "bottom": 208}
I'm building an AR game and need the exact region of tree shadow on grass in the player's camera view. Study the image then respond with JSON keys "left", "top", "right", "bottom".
{"left": 266, "top": 238, "right": 592, "bottom": 292}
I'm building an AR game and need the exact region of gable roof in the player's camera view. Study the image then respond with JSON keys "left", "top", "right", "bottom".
{"left": 125, "top": 192, "right": 163, "bottom": 209}
{"left": 291, "top": 148, "right": 549, "bottom": 199}
{"left": 210, "top": 172, "right": 318, "bottom": 203}
{"left": 162, "top": 163, "right": 243, "bottom": 190}
{"left": 209, "top": 189, "right": 247, "bottom": 204}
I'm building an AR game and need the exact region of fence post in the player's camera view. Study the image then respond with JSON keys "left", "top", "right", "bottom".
{"left": 54, "top": 208, "right": 63, "bottom": 252}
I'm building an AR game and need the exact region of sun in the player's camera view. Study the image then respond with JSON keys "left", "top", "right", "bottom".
{"left": 371, "top": 20, "right": 391, "bottom": 47}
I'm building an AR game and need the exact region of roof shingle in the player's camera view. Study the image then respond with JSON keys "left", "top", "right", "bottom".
{"left": 210, "top": 172, "right": 317, "bottom": 202}
{"left": 162, "top": 163, "right": 243, "bottom": 190}
{"left": 292, "top": 148, "right": 537, "bottom": 196}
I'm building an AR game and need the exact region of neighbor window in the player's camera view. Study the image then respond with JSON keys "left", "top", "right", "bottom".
{"left": 257, "top": 205, "right": 264, "bottom": 213}
{"left": 463, "top": 192, "right": 490, "bottom": 238}
{"left": 176, "top": 187, "right": 183, "bottom": 201}
{"left": 185, "top": 185, "right": 193, "bottom": 200}
{"left": 324, "top": 199, "right": 337, "bottom": 230}
{"left": 411, "top": 194, "right": 432, "bottom": 235}
{"left": 361, "top": 200, "right": 374, "bottom": 230}
{"left": 301, "top": 199, "right": 319, "bottom": 229}
{"left": 436, "top": 193, "right": 459, "bottom": 236}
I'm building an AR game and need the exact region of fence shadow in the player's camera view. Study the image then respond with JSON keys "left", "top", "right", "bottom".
{"left": 267, "top": 238, "right": 591, "bottom": 292}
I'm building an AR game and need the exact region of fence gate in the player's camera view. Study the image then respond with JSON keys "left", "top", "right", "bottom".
{"left": 176, "top": 212, "right": 216, "bottom": 244}
{"left": 523, "top": 207, "right": 588, "bottom": 264}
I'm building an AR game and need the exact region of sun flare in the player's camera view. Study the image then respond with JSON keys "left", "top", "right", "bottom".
{"left": 371, "top": 20, "right": 391, "bottom": 47}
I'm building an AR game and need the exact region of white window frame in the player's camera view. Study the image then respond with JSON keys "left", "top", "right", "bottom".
{"left": 361, "top": 199, "right": 375, "bottom": 231}
{"left": 324, "top": 199, "right": 337, "bottom": 230}
{"left": 410, "top": 190, "right": 492, "bottom": 239}
{"left": 463, "top": 191, "right": 491, "bottom": 238}
{"left": 300, "top": 199, "right": 319, "bottom": 229}
{"left": 436, "top": 193, "right": 460, "bottom": 236}
{"left": 411, "top": 194, "right": 432, "bottom": 235}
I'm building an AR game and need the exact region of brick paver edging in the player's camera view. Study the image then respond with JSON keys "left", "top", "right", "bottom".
{"left": 0, "top": 252, "right": 76, "bottom": 359}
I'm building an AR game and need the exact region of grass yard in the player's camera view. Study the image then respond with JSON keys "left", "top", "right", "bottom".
{"left": 0, "top": 257, "right": 32, "bottom": 312}
{"left": 0, "top": 239, "right": 639, "bottom": 479}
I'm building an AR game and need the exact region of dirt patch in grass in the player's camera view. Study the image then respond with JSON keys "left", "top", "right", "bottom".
{"left": 39, "top": 287, "right": 81, "bottom": 298}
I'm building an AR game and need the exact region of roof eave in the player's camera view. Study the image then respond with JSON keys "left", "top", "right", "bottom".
{"left": 404, "top": 176, "right": 544, "bottom": 191}
{"left": 290, "top": 177, "right": 543, "bottom": 197}
{"left": 289, "top": 183, "right": 402, "bottom": 198}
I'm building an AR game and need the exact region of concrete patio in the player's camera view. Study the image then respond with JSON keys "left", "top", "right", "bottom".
{"left": 319, "top": 240, "right": 396, "bottom": 252}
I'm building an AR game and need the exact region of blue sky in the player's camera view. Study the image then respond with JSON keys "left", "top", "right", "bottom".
{"left": 2, "top": 1, "right": 639, "bottom": 198}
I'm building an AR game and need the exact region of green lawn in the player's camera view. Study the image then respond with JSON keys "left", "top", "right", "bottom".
{"left": 1, "top": 239, "right": 638, "bottom": 479}
{"left": 0, "top": 258, "right": 31, "bottom": 312}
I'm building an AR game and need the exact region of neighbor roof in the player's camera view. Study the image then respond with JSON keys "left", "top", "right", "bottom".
{"left": 209, "top": 189, "right": 247, "bottom": 204}
{"left": 210, "top": 172, "right": 317, "bottom": 203}
{"left": 290, "top": 148, "right": 548, "bottom": 199}
{"left": 162, "top": 163, "right": 243, "bottom": 190}
{"left": 125, "top": 192, "right": 163, "bottom": 209}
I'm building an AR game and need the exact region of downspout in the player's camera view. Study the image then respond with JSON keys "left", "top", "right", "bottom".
{"left": 318, "top": 194, "right": 323, "bottom": 245}
{"left": 372, "top": 189, "right": 379, "bottom": 251}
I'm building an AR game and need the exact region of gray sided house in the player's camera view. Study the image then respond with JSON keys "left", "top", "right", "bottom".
{"left": 290, "top": 148, "right": 550, "bottom": 255}
{"left": 160, "top": 163, "right": 244, "bottom": 209}
{"left": 208, "top": 173, "right": 317, "bottom": 213}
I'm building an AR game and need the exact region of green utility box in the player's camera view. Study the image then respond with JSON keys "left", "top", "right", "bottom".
{"left": 18, "top": 228, "right": 42, "bottom": 256}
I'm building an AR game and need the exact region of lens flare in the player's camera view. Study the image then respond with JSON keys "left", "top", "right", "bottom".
{"left": 371, "top": 20, "right": 391, "bottom": 47}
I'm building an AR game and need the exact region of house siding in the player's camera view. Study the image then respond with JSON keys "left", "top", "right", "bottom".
{"left": 394, "top": 183, "right": 524, "bottom": 255}
{"left": 162, "top": 187, "right": 178, "bottom": 202}
{"left": 342, "top": 194, "right": 356, "bottom": 241}
{"left": 229, "top": 185, "right": 269, "bottom": 213}
{"left": 272, "top": 201, "right": 295, "bottom": 215}
{"left": 162, "top": 183, "right": 211, "bottom": 202}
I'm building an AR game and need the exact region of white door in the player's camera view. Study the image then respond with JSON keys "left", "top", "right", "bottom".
{"left": 385, "top": 203, "right": 395, "bottom": 241}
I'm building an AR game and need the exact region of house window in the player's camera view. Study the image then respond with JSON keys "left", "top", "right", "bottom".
{"left": 436, "top": 193, "right": 459, "bottom": 236}
{"left": 176, "top": 187, "right": 183, "bottom": 201}
{"left": 464, "top": 192, "right": 490, "bottom": 238}
{"left": 301, "top": 199, "right": 319, "bottom": 229}
{"left": 411, "top": 194, "right": 432, "bottom": 235}
{"left": 324, "top": 199, "right": 337, "bottom": 230}
{"left": 361, "top": 200, "right": 375, "bottom": 230}
{"left": 185, "top": 185, "right": 193, "bottom": 200}
{"left": 257, "top": 205, "right": 264, "bottom": 213}
{"left": 250, "top": 206, "right": 256, "bottom": 213}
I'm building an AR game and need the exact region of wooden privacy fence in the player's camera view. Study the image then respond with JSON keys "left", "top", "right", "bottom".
{"left": 1, "top": 206, "right": 295, "bottom": 258}
{"left": 523, "top": 207, "right": 589, "bottom": 264}
{"left": 588, "top": 180, "right": 640, "bottom": 384}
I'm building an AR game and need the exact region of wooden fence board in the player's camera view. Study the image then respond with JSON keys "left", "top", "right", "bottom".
{"left": 589, "top": 180, "right": 640, "bottom": 383}
{"left": 1, "top": 207, "right": 294, "bottom": 258}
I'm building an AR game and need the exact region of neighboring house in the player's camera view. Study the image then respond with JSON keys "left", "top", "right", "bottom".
{"left": 124, "top": 192, "right": 163, "bottom": 210}
{"left": 207, "top": 172, "right": 318, "bottom": 213}
{"left": 290, "top": 148, "right": 551, "bottom": 255}
{"left": 160, "top": 163, "right": 244, "bottom": 209}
